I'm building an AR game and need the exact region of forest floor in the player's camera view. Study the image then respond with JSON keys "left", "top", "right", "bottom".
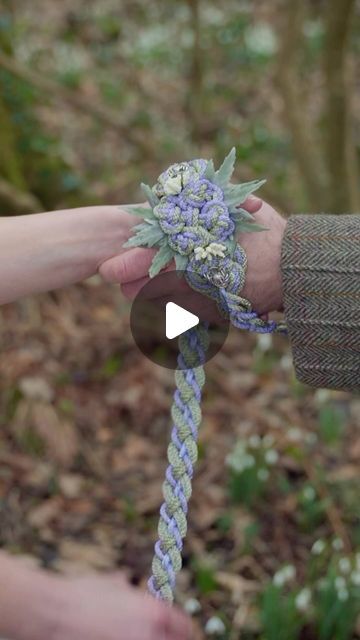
{"left": 0, "top": 280, "right": 358, "bottom": 638}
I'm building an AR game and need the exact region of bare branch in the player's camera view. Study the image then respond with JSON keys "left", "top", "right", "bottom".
{"left": 323, "top": 0, "right": 359, "bottom": 212}
{"left": 275, "top": 0, "right": 325, "bottom": 210}
{"left": 0, "top": 51, "right": 150, "bottom": 153}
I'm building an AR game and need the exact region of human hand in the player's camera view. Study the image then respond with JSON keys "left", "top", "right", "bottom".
{"left": 47, "top": 572, "right": 192, "bottom": 640}
{"left": 100, "top": 199, "right": 286, "bottom": 315}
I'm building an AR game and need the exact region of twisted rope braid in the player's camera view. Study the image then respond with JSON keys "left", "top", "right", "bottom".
{"left": 148, "top": 325, "right": 209, "bottom": 602}
{"left": 125, "top": 151, "right": 287, "bottom": 603}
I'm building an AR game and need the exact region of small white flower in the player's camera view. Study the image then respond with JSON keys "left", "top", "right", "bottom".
{"left": 273, "top": 565, "right": 296, "bottom": 587}
{"left": 302, "top": 486, "right": 316, "bottom": 502}
{"left": 332, "top": 538, "right": 344, "bottom": 552}
{"left": 335, "top": 576, "right": 346, "bottom": 591}
{"left": 184, "top": 597, "right": 201, "bottom": 615}
{"left": 257, "top": 468, "right": 269, "bottom": 481}
{"left": 295, "top": 587, "right": 312, "bottom": 612}
{"left": 314, "top": 389, "right": 331, "bottom": 405}
{"left": 243, "top": 454, "right": 256, "bottom": 469}
{"left": 350, "top": 571, "right": 360, "bottom": 587}
{"left": 355, "top": 553, "right": 360, "bottom": 570}
{"left": 205, "top": 616, "right": 226, "bottom": 636}
{"left": 263, "top": 434, "right": 275, "bottom": 447}
{"left": 265, "top": 449, "right": 279, "bottom": 465}
{"left": 288, "top": 427, "right": 302, "bottom": 442}
{"left": 257, "top": 334, "right": 272, "bottom": 351}
{"left": 249, "top": 434, "right": 261, "bottom": 448}
{"left": 338, "top": 558, "right": 351, "bottom": 574}
{"left": 337, "top": 587, "right": 349, "bottom": 602}
{"left": 280, "top": 354, "right": 293, "bottom": 371}
{"left": 311, "top": 539, "right": 326, "bottom": 555}
{"left": 305, "top": 432, "right": 318, "bottom": 445}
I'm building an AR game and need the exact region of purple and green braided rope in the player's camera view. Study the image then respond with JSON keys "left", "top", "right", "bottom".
{"left": 125, "top": 149, "right": 286, "bottom": 603}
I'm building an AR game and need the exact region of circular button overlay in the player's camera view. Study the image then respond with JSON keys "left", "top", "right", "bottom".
{"left": 130, "top": 270, "right": 230, "bottom": 370}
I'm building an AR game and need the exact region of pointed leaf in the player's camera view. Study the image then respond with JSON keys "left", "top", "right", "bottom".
{"left": 123, "top": 221, "right": 164, "bottom": 248}
{"left": 149, "top": 243, "right": 175, "bottom": 277}
{"left": 204, "top": 159, "right": 216, "bottom": 181}
{"left": 224, "top": 179, "right": 266, "bottom": 207}
{"left": 235, "top": 220, "right": 268, "bottom": 233}
{"left": 214, "top": 147, "right": 236, "bottom": 187}
{"left": 141, "top": 183, "right": 159, "bottom": 208}
{"left": 125, "top": 205, "right": 154, "bottom": 219}
{"left": 174, "top": 254, "right": 188, "bottom": 271}
{"left": 230, "top": 208, "right": 256, "bottom": 222}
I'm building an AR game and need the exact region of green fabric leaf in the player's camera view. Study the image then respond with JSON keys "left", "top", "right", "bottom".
{"left": 230, "top": 208, "right": 256, "bottom": 222}
{"left": 204, "top": 159, "right": 216, "bottom": 181}
{"left": 125, "top": 205, "right": 154, "bottom": 219}
{"left": 235, "top": 220, "right": 268, "bottom": 233}
{"left": 174, "top": 254, "right": 188, "bottom": 271}
{"left": 149, "top": 243, "right": 175, "bottom": 277}
{"left": 224, "top": 179, "right": 266, "bottom": 207}
{"left": 214, "top": 147, "right": 236, "bottom": 188}
{"left": 123, "top": 221, "right": 164, "bottom": 248}
{"left": 141, "top": 183, "right": 159, "bottom": 208}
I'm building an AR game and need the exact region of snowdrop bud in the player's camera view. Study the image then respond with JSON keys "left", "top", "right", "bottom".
{"left": 265, "top": 449, "right": 279, "bottom": 465}
{"left": 257, "top": 468, "right": 269, "bottom": 481}
{"left": 332, "top": 538, "right": 344, "bottom": 551}
{"left": 205, "top": 616, "right": 226, "bottom": 636}
{"left": 338, "top": 557, "right": 351, "bottom": 574}
{"left": 337, "top": 587, "right": 349, "bottom": 602}
{"left": 311, "top": 539, "right": 326, "bottom": 555}
{"left": 184, "top": 597, "right": 201, "bottom": 615}
{"left": 335, "top": 576, "right": 346, "bottom": 590}
{"left": 350, "top": 571, "right": 360, "bottom": 587}
{"left": 295, "top": 587, "right": 312, "bottom": 612}
{"left": 257, "top": 333, "right": 272, "bottom": 351}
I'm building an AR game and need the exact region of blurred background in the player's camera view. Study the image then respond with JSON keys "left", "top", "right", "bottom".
{"left": 0, "top": 0, "right": 359, "bottom": 638}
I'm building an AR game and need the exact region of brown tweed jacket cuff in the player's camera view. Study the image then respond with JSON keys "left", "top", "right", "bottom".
{"left": 281, "top": 214, "right": 360, "bottom": 391}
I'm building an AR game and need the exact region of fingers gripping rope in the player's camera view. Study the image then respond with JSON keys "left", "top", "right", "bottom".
{"left": 148, "top": 326, "right": 209, "bottom": 602}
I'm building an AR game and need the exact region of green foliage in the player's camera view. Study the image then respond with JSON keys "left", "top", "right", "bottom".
{"left": 193, "top": 561, "right": 218, "bottom": 595}
{"left": 260, "top": 585, "right": 302, "bottom": 640}
{"left": 318, "top": 404, "right": 345, "bottom": 445}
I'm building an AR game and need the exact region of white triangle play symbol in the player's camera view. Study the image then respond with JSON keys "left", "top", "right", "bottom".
{"left": 165, "top": 302, "right": 199, "bottom": 340}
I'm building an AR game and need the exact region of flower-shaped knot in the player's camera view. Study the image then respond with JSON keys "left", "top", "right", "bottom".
{"left": 153, "top": 159, "right": 207, "bottom": 198}
{"left": 199, "top": 201, "right": 234, "bottom": 241}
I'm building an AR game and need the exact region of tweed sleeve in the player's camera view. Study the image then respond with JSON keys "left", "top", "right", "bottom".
{"left": 281, "top": 214, "right": 360, "bottom": 391}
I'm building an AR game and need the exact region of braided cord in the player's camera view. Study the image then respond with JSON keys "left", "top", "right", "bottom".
{"left": 148, "top": 325, "right": 209, "bottom": 602}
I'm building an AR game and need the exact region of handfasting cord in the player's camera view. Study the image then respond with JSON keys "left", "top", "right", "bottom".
{"left": 125, "top": 148, "right": 287, "bottom": 603}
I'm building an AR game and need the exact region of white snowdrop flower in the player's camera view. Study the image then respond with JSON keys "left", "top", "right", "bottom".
{"left": 257, "top": 333, "right": 272, "bottom": 351}
{"left": 295, "top": 587, "right": 312, "bottom": 612}
{"left": 305, "top": 432, "right": 318, "bottom": 445}
{"left": 335, "top": 576, "right": 346, "bottom": 591}
{"left": 265, "top": 449, "right": 279, "bottom": 465}
{"left": 243, "top": 454, "right": 255, "bottom": 469}
{"left": 332, "top": 538, "right": 344, "bottom": 552}
{"left": 205, "top": 616, "right": 226, "bottom": 636}
{"left": 337, "top": 587, "right": 349, "bottom": 602}
{"left": 263, "top": 434, "right": 275, "bottom": 447}
{"left": 302, "top": 486, "right": 316, "bottom": 502}
{"left": 311, "top": 539, "right": 326, "bottom": 555}
{"left": 338, "top": 557, "right": 351, "bottom": 574}
{"left": 249, "top": 434, "right": 261, "bottom": 449}
{"left": 244, "top": 24, "right": 278, "bottom": 56}
{"left": 280, "top": 354, "right": 293, "bottom": 371}
{"left": 274, "top": 565, "right": 296, "bottom": 587}
{"left": 314, "top": 389, "right": 331, "bottom": 405}
{"left": 288, "top": 427, "right": 302, "bottom": 442}
{"left": 184, "top": 597, "right": 201, "bottom": 615}
{"left": 258, "top": 468, "right": 269, "bottom": 482}
{"left": 317, "top": 578, "right": 328, "bottom": 591}
{"left": 350, "top": 571, "right": 360, "bottom": 587}
{"left": 356, "top": 553, "right": 360, "bottom": 570}
{"left": 283, "top": 565, "right": 296, "bottom": 581}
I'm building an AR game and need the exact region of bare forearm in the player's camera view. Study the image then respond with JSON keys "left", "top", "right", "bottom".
{"left": 0, "top": 552, "right": 60, "bottom": 640}
{"left": 0, "top": 206, "right": 132, "bottom": 304}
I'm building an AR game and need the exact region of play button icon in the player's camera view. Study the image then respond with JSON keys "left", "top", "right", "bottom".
{"left": 165, "top": 302, "right": 199, "bottom": 339}
{"left": 129, "top": 270, "right": 230, "bottom": 370}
